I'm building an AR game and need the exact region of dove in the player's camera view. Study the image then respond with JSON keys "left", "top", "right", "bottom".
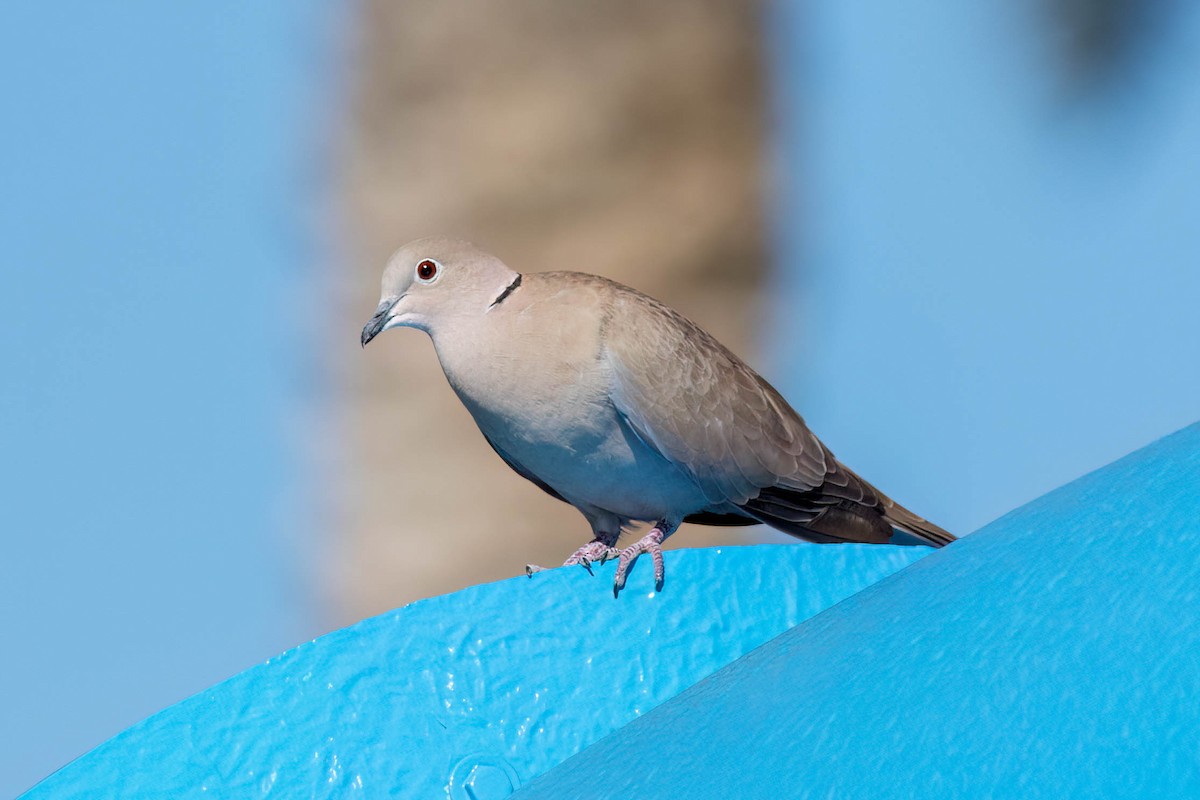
{"left": 361, "top": 237, "right": 953, "bottom": 596}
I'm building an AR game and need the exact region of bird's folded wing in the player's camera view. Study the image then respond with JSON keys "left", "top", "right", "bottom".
{"left": 603, "top": 292, "right": 830, "bottom": 506}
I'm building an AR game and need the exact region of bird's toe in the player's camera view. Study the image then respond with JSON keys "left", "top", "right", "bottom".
{"left": 563, "top": 540, "right": 620, "bottom": 573}
{"left": 612, "top": 527, "right": 667, "bottom": 597}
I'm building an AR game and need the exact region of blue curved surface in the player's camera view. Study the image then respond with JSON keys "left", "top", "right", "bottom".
{"left": 21, "top": 544, "right": 927, "bottom": 797}
{"left": 516, "top": 423, "right": 1200, "bottom": 799}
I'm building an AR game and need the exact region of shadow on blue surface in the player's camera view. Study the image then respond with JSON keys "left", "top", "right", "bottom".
{"left": 21, "top": 542, "right": 926, "bottom": 797}
{"left": 516, "top": 422, "right": 1200, "bottom": 799}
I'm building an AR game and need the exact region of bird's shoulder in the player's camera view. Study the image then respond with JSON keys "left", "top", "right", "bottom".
{"left": 527, "top": 271, "right": 714, "bottom": 354}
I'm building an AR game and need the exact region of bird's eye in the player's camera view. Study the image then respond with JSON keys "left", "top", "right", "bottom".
{"left": 416, "top": 259, "right": 439, "bottom": 282}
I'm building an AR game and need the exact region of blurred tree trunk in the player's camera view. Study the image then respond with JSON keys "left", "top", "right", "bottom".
{"left": 333, "top": 0, "right": 770, "bottom": 620}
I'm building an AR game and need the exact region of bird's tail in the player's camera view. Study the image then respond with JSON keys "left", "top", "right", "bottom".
{"left": 836, "top": 461, "right": 955, "bottom": 547}
{"left": 880, "top": 500, "right": 955, "bottom": 547}
{"left": 740, "top": 464, "right": 955, "bottom": 548}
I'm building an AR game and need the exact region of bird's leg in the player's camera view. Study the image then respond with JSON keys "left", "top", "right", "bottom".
{"left": 525, "top": 530, "right": 620, "bottom": 577}
{"left": 613, "top": 519, "right": 679, "bottom": 596}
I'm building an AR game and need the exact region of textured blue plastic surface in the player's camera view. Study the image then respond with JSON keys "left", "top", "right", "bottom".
{"left": 21, "top": 545, "right": 927, "bottom": 797}
{"left": 516, "top": 423, "right": 1200, "bottom": 799}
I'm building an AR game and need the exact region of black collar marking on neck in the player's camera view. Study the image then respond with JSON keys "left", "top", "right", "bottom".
{"left": 489, "top": 274, "right": 522, "bottom": 308}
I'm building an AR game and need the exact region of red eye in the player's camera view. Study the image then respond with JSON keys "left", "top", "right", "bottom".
{"left": 416, "top": 259, "right": 438, "bottom": 281}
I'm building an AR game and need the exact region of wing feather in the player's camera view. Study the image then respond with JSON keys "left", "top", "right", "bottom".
{"left": 560, "top": 272, "right": 953, "bottom": 548}
{"left": 603, "top": 286, "right": 827, "bottom": 505}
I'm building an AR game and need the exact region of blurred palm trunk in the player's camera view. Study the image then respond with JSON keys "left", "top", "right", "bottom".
{"left": 333, "top": 0, "right": 770, "bottom": 620}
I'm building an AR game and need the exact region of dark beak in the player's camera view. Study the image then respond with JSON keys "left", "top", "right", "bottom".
{"left": 360, "top": 298, "right": 397, "bottom": 348}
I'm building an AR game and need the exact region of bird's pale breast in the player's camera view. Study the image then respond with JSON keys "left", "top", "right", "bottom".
{"left": 430, "top": 280, "right": 711, "bottom": 522}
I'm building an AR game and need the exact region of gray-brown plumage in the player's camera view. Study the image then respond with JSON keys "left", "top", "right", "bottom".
{"left": 361, "top": 238, "right": 953, "bottom": 595}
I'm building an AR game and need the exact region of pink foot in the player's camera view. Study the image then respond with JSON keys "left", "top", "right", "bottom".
{"left": 562, "top": 539, "right": 620, "bottom": 574}
{"left": 525, "top": 535, "right": 619, "bottom": 578}
{"left": 613, "top": 526, "right": 666, "bottom": 596}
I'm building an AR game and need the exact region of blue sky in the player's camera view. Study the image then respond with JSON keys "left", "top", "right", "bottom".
{"left": 767, "top": 1, "right": 1200, "bottom": 536}
{"left": 0, "top": 3, "right": 333, "bottom": 794}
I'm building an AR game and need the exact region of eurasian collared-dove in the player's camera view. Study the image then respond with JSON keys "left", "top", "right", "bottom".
{"left": 361, "top": 238, "right": 953, "bottom": 595}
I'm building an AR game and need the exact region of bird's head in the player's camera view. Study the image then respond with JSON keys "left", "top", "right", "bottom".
{"left": 360, "top": 237, "right": 521, "bottom": 347}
